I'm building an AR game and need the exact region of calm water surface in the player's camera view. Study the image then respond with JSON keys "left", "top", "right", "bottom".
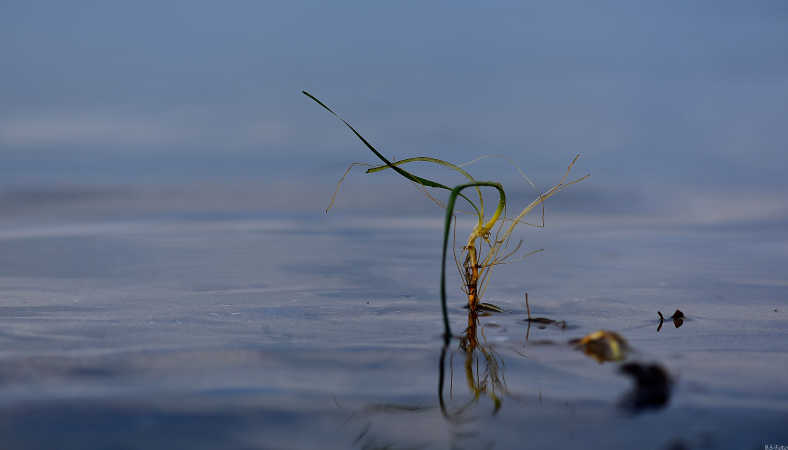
{"left": 0, "top": 204, "right": 786, "bottom": 449}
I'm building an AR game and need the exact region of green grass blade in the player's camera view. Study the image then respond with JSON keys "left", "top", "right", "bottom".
{"left": 303, "top": 91, "right": 444, "bottom": 189}
{"left": 304, "top": 91, "right": 482, "bottom": 218}
{"left": 368, "top": 156, "right": 485, "bottom": 220}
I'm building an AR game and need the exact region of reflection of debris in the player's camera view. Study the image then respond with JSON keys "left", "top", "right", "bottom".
{"left": 463, "top": 302, "right": 504, "bottom": 312}
{"left": 657, "top": 309, "right": 685, "bottom": 331}
{"left": 570, "top": 330, "right": 629, "bottom": 363}
{"left": 618, "top": 362, "right": 672, "bottom": 413}
{"left": 524, "top": 317, "right": 567, "bottom": 329}
{"left": 363, "top": 404, "right": 433, "bottom": 414}
{"left": 523, "top": 293, "right": 567, "bottom": 340}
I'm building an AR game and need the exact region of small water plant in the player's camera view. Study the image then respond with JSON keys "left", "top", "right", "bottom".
{"left": 303, "top": 91, "right": 587, "bottom": 339}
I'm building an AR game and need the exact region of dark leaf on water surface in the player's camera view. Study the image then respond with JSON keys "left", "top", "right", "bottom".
{"left": 657, "top": 309, "right": 686, "bottom": 331}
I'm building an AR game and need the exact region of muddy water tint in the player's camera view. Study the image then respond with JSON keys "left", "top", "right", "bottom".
{"left": 0, "top": 213, "right": 786, "bottom": 449}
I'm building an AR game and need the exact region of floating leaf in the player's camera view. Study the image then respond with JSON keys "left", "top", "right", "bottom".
{"left": 571, "top": 330, "right": 629, "bottom": 363}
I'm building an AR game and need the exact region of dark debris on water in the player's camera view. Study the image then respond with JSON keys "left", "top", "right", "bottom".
{"left": 618, "top": 362, "right": 673, "bottom": 413}
{"left": 657, "top": 309, "right": 685, "bottom": 332}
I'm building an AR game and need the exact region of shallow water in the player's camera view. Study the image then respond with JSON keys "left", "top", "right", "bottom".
{"left": 0, "top": 206, "right": 786, "bottom": 449}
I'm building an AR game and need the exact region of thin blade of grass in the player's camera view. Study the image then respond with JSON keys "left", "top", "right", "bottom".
{"left": 304, "top": 90, "right": 482, "bottom": 218}
{"left": 476, "top": 155, "right": 588, "bottom": 300}
{"left": 368, "top": 156, "right": 485, "bottom": 218}
{"left": 459, "top": 154, "right": 537, "bottom": 190}
{"left": 482, "top": 248, "right": 544, "bottom": 268}
{"left": 304, "top": 90, "right": 446, "bottom": 188}
{"left": 325, "top": 162, "right": 373, "bottom": 213}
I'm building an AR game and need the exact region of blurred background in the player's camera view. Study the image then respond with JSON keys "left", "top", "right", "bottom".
{"left": 1, "top": 5, "right": 788, "bottom": 447}
{"left": 1, "top": 1, "right": 787, "bottom": 227}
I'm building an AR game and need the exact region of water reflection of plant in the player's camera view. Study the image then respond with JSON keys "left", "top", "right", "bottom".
{"left": 439, "top": 311, "right": 508, "bottom": 422}
{"left": 340, "top": 314, "right": 507, "bottom": 449}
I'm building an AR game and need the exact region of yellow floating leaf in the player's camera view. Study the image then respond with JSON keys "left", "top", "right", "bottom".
{"left": 571, "top": 330, "right": 629, "bottom": 363}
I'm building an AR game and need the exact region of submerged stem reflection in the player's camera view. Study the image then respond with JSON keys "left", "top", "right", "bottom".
{"left": 439, "top": 311, "right": 508, "bottom": 423}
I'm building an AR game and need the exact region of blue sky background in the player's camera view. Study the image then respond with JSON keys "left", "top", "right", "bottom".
{"left": 1, "top": 1, "right": 787, "bottom": 222}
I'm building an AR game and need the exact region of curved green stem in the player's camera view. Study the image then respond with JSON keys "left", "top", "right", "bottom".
{"left": 368, "top": 157, "right": 485, "bottom": 222}
{"left": 475, "top": 186, "right": 506, "bottom": 241}
{"left": 441, "top": 182, "right": 506, "bottom": 339}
